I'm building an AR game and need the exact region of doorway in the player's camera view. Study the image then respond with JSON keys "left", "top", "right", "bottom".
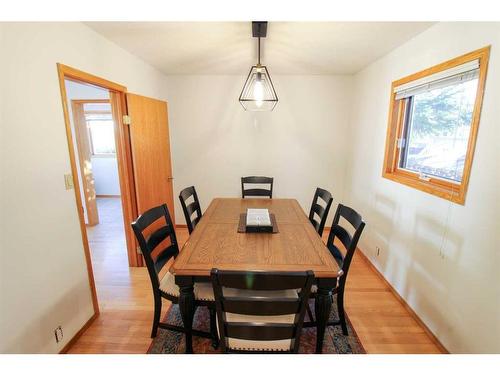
{"left": 65, "top": 80, "right": 130, "bottom": 281}
{"left": 57, "top": 64, "right": 176, "bottom": 318}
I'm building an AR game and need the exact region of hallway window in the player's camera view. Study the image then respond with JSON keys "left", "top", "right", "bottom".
{"left": 84, "top": 103, "right": 116, "bottom": 156}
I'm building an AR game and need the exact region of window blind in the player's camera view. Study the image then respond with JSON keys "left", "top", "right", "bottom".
{"left": 394, "top": 60, "right": 480, "bottom": 100}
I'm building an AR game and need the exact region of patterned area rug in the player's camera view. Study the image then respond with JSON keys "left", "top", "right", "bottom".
{"left": 148, "top": 296, "right": 365, "bottom": 354}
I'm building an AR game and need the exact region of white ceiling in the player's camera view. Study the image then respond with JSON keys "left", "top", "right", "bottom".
{"left": 86, "top": 22, "right": 434, "bottom": 75}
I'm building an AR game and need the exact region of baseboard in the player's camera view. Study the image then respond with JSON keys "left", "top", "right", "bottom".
{"left": 356, "top": 249, "right": 449, "bottom": 354}
{"left": 96, "top": 194, "right": 121, "bottom": 198}
{"left": 59, "top": 313, "right": 98, "bottom": 354}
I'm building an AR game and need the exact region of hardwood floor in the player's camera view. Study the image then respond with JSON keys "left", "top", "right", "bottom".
{"left": 67, "top": 197, "right": 444, "bottom": 354}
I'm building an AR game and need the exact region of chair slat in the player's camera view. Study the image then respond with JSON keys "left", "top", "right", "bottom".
{"left": 225, "top": 323, "right": 296, "bottom": 341}
{"left": 133, "top": 205, "right": 166, "bottom": 231}
{"left": 243, "top": 188, "right": 272, "bottom": 197}
{"left": 186, "top": 201, "right": 200, "bottom": 217}
{"left": 339, "top": 205, "right": 364, "bottom": 229}
{"left": 312, "top": 203, "right": 325, "bottom": 217}
{"left": 241, "top": 176, "right": 273, "bottom": 184}
{"left": 327, "top": 242, "right": 344, "bottom": 268}
{"left": 154, "top": 245, "right": 178, "bottom": 273}
{"left": 222, "top": 297, "right": 301, "bottom": 315}
{"left": 216, "top": 271, "right": 311, "bottom": 290}
{"left": 146, "top": 225, "right": 174, "bottom": 251}
{"left": 331, "top": 225, "right": 352, "bottom": 253}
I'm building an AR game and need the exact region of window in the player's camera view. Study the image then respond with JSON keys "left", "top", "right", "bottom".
{"left": 83, "top": 103, "right": 116, "bottom": 156}
{"left": 382, "top": 47, "right": 490, "bottom": 204}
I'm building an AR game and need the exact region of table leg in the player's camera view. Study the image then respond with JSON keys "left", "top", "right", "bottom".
{"left": 315, "top": 284, "right": 333, "bottom": 354}
{"left": 177, "top": 276, "right": 195, "bottom": 354}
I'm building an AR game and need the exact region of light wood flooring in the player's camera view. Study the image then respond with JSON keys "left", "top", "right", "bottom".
{"left": 67, "top": 197, "right": 444, "bottom": 354}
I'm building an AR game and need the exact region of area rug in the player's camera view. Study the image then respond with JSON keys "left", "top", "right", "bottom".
{"left": 148, "top": 295, "right": 365, "bottom": 354}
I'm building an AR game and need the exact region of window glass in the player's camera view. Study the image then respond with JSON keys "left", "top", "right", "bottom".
{"left": 86, "top": 114, "right": 115, "bottom": 155}
{"left": 400, "top": 78, "right": 478, "bottom": 182}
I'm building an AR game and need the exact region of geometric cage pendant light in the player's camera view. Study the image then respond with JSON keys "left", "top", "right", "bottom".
{"left": 239, "top": 21, "right": 278, "bottom": 111}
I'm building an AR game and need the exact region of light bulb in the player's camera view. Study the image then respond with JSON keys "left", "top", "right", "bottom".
{"left": 253, "top": 80, "right": 264, "bottom": 108}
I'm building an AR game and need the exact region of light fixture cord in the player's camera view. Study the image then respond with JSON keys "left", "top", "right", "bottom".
{"left": 258, "top": 36, "right": 261, "bottom": 65}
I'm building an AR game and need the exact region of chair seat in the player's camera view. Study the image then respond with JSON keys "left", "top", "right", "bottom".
{"left": 218, "top": 288, "right": 298, "bottom": 352}
{"left": 159, "top": 271, "right": 214, "bottom": 301}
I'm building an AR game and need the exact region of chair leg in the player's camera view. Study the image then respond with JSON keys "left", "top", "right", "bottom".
{"left": 306, "top": 302, "right": 315, "bottom": 322}
{"left": 337, "top": 291, "right": 348, "bottom": 336}
{"left": 151, "top": 294, "right": 162, "bottom": 338}
{"left": 209, "top": 307, "right": 219, "bottom": 349}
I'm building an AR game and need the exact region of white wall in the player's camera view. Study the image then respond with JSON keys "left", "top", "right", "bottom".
{"left": 0, "top": 22, "right": 167, "bottom": 353}
{"left": 345, "top": 22, "right": 500, "bottom": 353}
{"left": 92, "top": 157, "right": 121, "bottom": 196}
{"left": 165, "top": 75, "right": 353, "bottom": 224}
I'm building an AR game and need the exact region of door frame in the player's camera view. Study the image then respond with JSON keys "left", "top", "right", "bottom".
{"left": 57, "top": 63, "right": 143, "bottom": 314}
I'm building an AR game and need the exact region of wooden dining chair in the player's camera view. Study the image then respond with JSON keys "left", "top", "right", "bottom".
{"left": 241, "top": 176, "right": 274, "bottom": 198}
{"left": 307, "top": 204, "right": 365, "bottom": 335}
{"left": 308, "top": 187, "right": 333, "bottom": 237}
{"left": 211, "top": 269, "right": 314, "bottom": 353}
{"left": 179, "top": 186, "right": 202, "bottom": 234}
{"left": 131, "top": 204, "right": 217, "bottom": 345}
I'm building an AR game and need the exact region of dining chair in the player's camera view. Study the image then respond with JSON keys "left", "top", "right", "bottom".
{"left": 241, "top": 176, "right": 274, "bottom": 198}
{"left": 308, "top": 187, "right": 333, "bottom": 237}
{"left": 211, "top": 269, "right": 314, "bottom": 353}
{"left": 179, "top": 186, "right": 202, "bottom": 234}
{"left": 307, "top": 204, "right": 365, "bottom": 335}
{"left": 131, "top": 204, "right": 217, "bottom": 345}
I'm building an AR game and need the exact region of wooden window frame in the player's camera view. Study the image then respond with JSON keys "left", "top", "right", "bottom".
{"left": 382, "top": 46, "right": 490, "bottom": 205}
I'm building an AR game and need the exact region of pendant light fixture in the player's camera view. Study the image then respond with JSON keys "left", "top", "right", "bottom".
{"left": 239, "top": 21, "right": 278, "bottom": 111}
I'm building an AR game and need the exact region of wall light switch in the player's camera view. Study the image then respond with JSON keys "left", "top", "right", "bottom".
{"left": 64, "top": 174, "right": 74, "bottom": 190}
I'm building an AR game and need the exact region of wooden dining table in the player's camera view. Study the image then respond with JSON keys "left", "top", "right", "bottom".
{"left": 171, "top": 198, "right": 341, "bottom": 353}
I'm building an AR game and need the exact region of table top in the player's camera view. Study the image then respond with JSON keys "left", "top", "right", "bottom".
{"left": 171, "top": 198, "right": 340, "bottom": 278}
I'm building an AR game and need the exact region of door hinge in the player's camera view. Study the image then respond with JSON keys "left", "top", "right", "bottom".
{"left": 397, "top": 138, "right": 406, "bottom": 149}
{"left": 123, "top": 115, "right": 131, "bottom": 125}
{"left": 136, "top": 246, "right": 142, "bottom": 255}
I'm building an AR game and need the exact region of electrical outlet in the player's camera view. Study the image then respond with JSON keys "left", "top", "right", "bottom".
{"left": 376, "top": 246, "right": 381, "bottom": 257}
{"left": 54, "top": 326, "right": 63, "bottom": 343}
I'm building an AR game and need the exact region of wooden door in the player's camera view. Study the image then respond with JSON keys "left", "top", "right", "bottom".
{"left": 126, "top": 94, "right": 175, "bottom": 223}
{"left": 71, "top": 101, "right": 100, "bottom": 226}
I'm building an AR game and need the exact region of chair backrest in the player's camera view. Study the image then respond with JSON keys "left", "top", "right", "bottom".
{"left": 179, "top": 186, "right": 202, "bottom": 234}
{"left": 326, "top": 204, "right": 365, "bottom": 289}
{"left": 131, "top": 204, "right": 179, "bottom": 291}
{"left": 241, "top": 176, "right": 273, "bottom": 198}
{"left": 308, "top": 187, "right": 333, "bottom": 237}
{"left": 211, "top": 269, "right": 314, "bottom": 353}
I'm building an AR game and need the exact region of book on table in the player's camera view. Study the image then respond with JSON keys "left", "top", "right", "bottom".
{"left": 246, "top": 208, "right": 272, "bottom": 232}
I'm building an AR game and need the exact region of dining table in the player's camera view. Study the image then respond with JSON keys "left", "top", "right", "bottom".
{"left": 171, "top": 197, "right": 341, "bottom": 353}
